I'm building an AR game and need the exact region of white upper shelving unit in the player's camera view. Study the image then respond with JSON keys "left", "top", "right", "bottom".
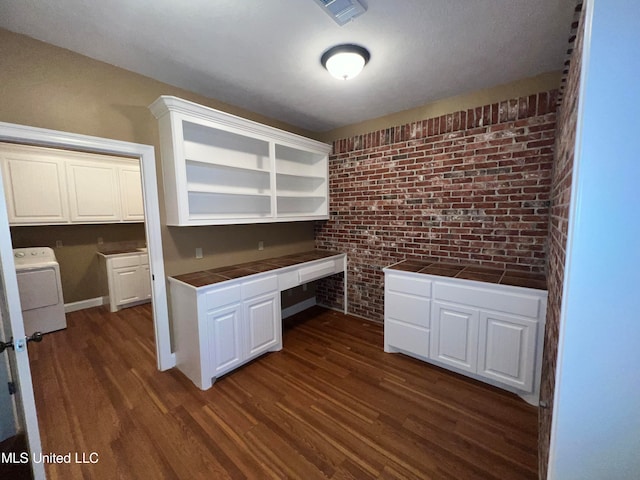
{"left": 149, "top": 96, "right": 332, "bottom": 226}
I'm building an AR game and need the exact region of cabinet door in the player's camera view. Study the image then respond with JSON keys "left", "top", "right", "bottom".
{"left": 431, "top": 301, "right": 479, "bottom": 373}
{"left": 208, "top": 303, "right": 243, "bottom": 377}
{"left": 66, "top": 160, "right": 120, "bottom": 222}
{"left": 1, "top": 152, "right": 69, "bottom": 224}
{"left": 244, "top": 291, "right": 281, "bottom": 358}
{"left": 119, "top": 165, "right": 144, "bottom": 221}
{"left": 113, "top": 266, "right": 143, "bottom": 306}
{"left": 478, "top": 312, "right": 537, "bottom": 392}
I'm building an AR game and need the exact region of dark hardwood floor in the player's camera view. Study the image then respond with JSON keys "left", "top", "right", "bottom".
{"left": 27, "top": 304, "right": 538, "bottom": 479}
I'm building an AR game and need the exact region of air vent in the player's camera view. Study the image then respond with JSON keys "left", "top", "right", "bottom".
{"left": 313, "top": 0, "right": 366, "bottom": 26}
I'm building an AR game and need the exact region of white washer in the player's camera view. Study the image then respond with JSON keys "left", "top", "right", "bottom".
{"left": 14, "top": 247, "right": 66, "bottom": 335}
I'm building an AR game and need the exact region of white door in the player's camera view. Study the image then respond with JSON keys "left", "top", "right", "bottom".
{"left": 478, "top": 311, "right": 537, "bottom": 392}
{"left": 119, "top": 166, "right": 145, "bottom": 221}
{"left": 0, "top": 182, "right": 45, "bottom": 478}
{"left": 431, "top": 301, "right": 479, "bottom": 373}
{"left": 209, "top": 303, "right": 243, "bottom": 376}
{"left": 0, "top": 145, "right": 69, "bottom": 224}
{"left": 66, "top": 160, "right": 120, "bottom": 222}
{"left": 244, "top": 291, "right": 280, "bottom": 358}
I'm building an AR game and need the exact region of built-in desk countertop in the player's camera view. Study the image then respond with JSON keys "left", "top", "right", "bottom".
{"left": 168, "top": 249, "right": 347, "bottom": 389}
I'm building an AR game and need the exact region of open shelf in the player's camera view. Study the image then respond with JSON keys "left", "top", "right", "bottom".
{"left": 276, "top": 196, "right": 326, "bottom": 216}
{"left": 150, "top": 96, "right": 331, "bottom": 225}
{"left": 188, "top": 191, "right": 272, "bottom": 217}
{"left": 183, "top": 121, "right": 270, "bottom": 172}
{"left": 186, "top": 161, "right": 271, "bottom": 197}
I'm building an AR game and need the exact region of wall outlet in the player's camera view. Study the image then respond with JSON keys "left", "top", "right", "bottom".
{"left": 258, "top": 241, "right": 264, "bottom": 251}
{"left": 97, "top": 237, "right": 103, "bottom": 245}
{"left": 302, "top": 283, "right": 308, "bottom": 292}
{"left": 55, "top": 240, "right": 63, "bottom": 248}
{"left": 195, "top": 247, "right": 203, "bottom": 259}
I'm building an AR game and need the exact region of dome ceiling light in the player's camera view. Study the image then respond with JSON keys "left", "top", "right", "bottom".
{"left": 320, "top": 44, "right": 370, "bottom": 80}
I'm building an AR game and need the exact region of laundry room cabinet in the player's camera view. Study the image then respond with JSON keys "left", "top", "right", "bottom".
{"left": 100, "top": 251, "right": 151, "bottom": 312}
{"left": 149, "top": 95, "right": 331, "bottom": 226}
{"left": 0, "top": 142, "right": 144, "bottom": 225}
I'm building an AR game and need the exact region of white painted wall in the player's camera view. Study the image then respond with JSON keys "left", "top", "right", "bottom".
{"left": 548, "top": 0, "right": 640, "bottom": 478}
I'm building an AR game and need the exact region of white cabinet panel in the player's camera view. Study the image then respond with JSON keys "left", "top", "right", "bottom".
{"left": 385, "top": 292, "right": 430, "bottom": 328}
{"left": 113, "top": 267, "right": 142, "bottom": 305}
{"left": 119, "top": 166, "right": 145, "bottom": 221}
{"left": 385, "top": 320, "right": 430, "bottom": 358}
{"left": 103, "top": 253, "right": 151, "bottom": 312}
{"left": 209, "top": 304, "right": 243, "bottom": 376}
{"left": 0, "top": 146, "right": 69, "bottom": 224}
{"left": 431, "top": 301, "right": 479, "bottom": 373}
{"left": 66, "top": 160, "right": 120, "bottom": 222}
{"left": 245, "top": 292, "right": 280, "bottom": 358}
{"left": 478, "top": 312, "right": 537, "bottom": 391}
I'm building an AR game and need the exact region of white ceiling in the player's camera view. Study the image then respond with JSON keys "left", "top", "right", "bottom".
{"left": 0, "top": 0, "right": 575, "bottom": 133}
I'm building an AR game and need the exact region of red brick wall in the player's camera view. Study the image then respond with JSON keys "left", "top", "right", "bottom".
{"left": 539, "top": 3, "right": 584, "bottom": 478}
{"left": 315, "top": 92, "right": 557, "bottom": 322}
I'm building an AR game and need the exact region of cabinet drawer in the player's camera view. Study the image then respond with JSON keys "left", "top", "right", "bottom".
{"left": 242, "top": 275, "right": 278, "bottom": 299}
{"left": 110, "top": 255, "right": 140, "bottom": 269}
{"left": 298, "top": 260, "right": 337, "bottom": 284}
{"left": 386, "top": 292, "right": 430, "bottom": 327}
{"left": 205, "top": 284, "right": 241, "bottom": 310}
{"left": 434, "top": 282, "right": 541, "bottom": 318}
{"left": 386, "top": 274, "right": 432, "bottom": 297}
{"left": 140, "top": 254, "right": 149, "bottom": 265}
{"left": 385, "top": 320, "right": 429, "bottom": 358}
{"left": 278, "top": 270, "right": 298, "bottom": 291}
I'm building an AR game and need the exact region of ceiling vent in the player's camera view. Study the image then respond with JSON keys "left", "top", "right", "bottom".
{"left": 313, "top": 0, "right": 367, "bottom": 26}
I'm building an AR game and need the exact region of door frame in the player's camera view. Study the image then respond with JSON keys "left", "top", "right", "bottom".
{"left": 0, "top": 121, "right": 175, "bottom": 371}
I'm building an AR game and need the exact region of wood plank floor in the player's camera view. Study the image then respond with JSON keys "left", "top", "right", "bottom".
{"left": 28, "top": 304, "right": 538, "bottom": 479}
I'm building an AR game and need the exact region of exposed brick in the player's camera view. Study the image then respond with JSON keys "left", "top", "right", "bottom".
{"left": 317, "top": 90, "right": 558, "bottom": 324}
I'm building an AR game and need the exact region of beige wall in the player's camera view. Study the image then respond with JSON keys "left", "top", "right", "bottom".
{"left": 0, "top": 28, "right": 318, "bottom": 306}
{"left": 10, "top": 224, "right": 146, "bottom": 303}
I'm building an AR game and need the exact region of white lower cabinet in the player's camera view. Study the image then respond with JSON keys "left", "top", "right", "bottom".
{"left": 431, "top": 301, "right": 479, "bottom": 374}
{"left": 384, "top": 268, "right": 547, "bottom": 404}
{"left": 102, "top": 252, "right": 151, "bottom": 312}
{"left": 172, "top": 274, "right": 282, "bottom": 390}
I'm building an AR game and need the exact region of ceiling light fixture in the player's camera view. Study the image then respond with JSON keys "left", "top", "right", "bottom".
{"left": 321, "top": 44, "right": 370, "bottom": 80}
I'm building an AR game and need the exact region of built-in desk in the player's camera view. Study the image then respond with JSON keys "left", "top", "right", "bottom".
{"left": 169, "top": 250, "right": 346, "bottom": 389}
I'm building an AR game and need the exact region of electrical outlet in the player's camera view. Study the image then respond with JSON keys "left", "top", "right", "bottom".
{"left": 302, "top": 284, "right": 308, "bottom": 292}
{"left": 258, "top": 241, "right": 264, "bottom": 251}
{"left": 97, "top": 237, "right": 103, "bottom": 245}
{"left": 55, "top": 240, "right": 63, "bottom": 248}
{"left": 195, "top": 247, "right": 203, "bottom": 259}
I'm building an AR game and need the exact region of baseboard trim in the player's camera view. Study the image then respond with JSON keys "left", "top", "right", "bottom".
{"left": 282, "top": 297, "right": 317, "bottom": 319}
{"left": 64, "top": 296, "right": 107, "bottom": 313}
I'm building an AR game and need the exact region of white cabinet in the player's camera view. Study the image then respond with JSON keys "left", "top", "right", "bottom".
{"left": 171, "top": 273, "right": 282, "bottom": 389}
{"left": 118, "top": 165, "right": 145, "bottom": 221}
{"left": 66, "top": 159, "right": 121, "bottom": 222}
{"left": 0, "top": 142, "right": 144, "bottom": 225}
{"left": 383, "top": 266, "right": 547, "bottom": 404}
{"left": 102, "top": 252, "right": 151, "bottom": 312}
{"left": 0, "top": 144, "right": 69, "bottom": 224}
{"left": 149, "top": 95, "right": 331, "bottom": 226}
{"left": 431, "top": 301, "right": 479, "bottom": 374}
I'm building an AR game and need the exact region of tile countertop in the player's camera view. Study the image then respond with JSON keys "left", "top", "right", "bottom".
{"left": 386, "top": 259, "right": 547, "bottom": 290}
{"left": 171, "top": 250, "right": 343, "bottom": 288}
{"left": 97, "top": 248, "right": 148, "bottom": 257}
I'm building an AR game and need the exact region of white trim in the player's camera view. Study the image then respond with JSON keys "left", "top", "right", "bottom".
{"left": 64, "top": 296, "right": 107, "bottom": 313}
{"left": 282, "top": 297, "right": 317, "bottom": 319}
{"left": 0, "top": 121, "right": 175, "bottom": 371}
